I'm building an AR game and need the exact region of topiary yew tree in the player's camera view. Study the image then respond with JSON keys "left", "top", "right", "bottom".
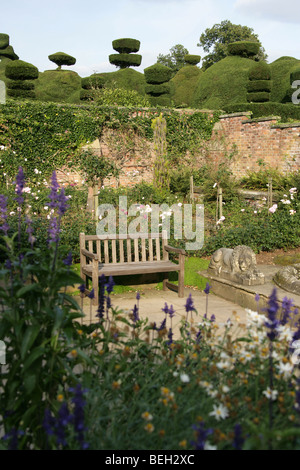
{"left": 0, "top": 33, "right": 19, "bottom": 60}
{"left": 184, "top": 54, "right": 201, "bottom": 66}
{"left": 227, "top": 41, "right": 260, "bottom": 58}
{"left": 5, "top": 60, "right": 39, "bottom": 99}
{"left": 247, "top": 61, "right": 272, "bottom": 103}
{"left": 144, "top": 63, "right": 172, "bottom": 106}
{"left": 109, "top": 38, "right": 142, "bottom": 69}
{"left": 48, "top": 52, "right": 76, "bottom": 70}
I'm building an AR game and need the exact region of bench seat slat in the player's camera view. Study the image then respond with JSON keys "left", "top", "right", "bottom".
{"left": 82, "top": 261, "right": 180, "bottom": 277}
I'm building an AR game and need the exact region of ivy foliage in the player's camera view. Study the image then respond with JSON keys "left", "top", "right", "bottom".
{"left": 0, "top": 100, "right": 220, "bottom": 183}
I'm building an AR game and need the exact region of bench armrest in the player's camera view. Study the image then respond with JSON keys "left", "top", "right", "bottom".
{"left": 164, "top": 244, "right": 186, "bottom": 256}
{"left": 81, "top": 248, "right": 99, "bottom": 261}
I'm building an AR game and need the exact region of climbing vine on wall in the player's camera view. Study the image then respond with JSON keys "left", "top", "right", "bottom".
{"left": 0, "top": 100, "right": 220, "bottom": 185}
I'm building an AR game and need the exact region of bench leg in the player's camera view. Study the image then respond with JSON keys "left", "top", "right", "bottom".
{"left": 92, "top": 260, "right": 99, "bottom": 307}
{"left": 178, "top": 255, "right": 185, "bottom": 297}
{"left": 163, "top": 273, "right": 168, "bottom": 291}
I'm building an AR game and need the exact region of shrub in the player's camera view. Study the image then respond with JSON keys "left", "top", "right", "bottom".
{"left": 0, "top": 45, "right": 19, "bottom": 60}
{"left": 0, "top": 33, "right": 9, "bottom": 49}
{"left": 247, "top": 91, "right": 270, "bottom": 103}
{"left": 81, "top": 75, "right": 105, "bottom": 90}
{"left": 227, "top": 41, "right": 260, "bottom": 58}
{"left": 48, "top": 52, "right": 76, "bottom": 70}
{"left": 6, "top": 89, "right": 36, "bottom": 99}
{"left": 5, "top": 60, "right": 39, "bottom": 80}
{"left": 144, "top": 63, "right": 173, "bottom": 84}
{"left": 184, "top": 54, "right": 201, "bottom": 65}
{"left": 109, "top": 53, "right": 142, "bottom": 69}
{"left": 223, "top": 102, "right": 300, "bottom": 121}
{"left": 246, "top": 80, "right": 272, "bottom": 92}
{"left": 249, "top": 61, "right": 271, "bottom": 81}
{"left": 95, "top": 87, "right": 150, "bottom": 107}
{"left": 145, "top": 83, "right": 170, "bottom": 96}
{"left": 290, "top": 67, "right": 300, "bottom": 84}
{"left": 7, "top": 80, "right": 35, "bottom": 90}
{"left": 112, "top": 38, "right": 140, "bottom": 53}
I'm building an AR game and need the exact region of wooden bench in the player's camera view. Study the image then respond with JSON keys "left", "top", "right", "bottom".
{"left": 79, "top": 231, "right": 186, "bottom": 305}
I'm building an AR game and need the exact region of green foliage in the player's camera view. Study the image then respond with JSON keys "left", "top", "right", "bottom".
{"left": 152, "top": 113, "right": 170, "bottom": 190}
{"left": 239, "top": 168, "right": 299, "bottom": 191}
{"left": 0, "top": 33, "right": 9, "bottom": 49}
{"left": 93, "top": 68, "right": 147, "bottom": 96}
{"left": 7, "top": 79, "right": 35, "bottom": 90}
{"left": 0, "top": 45, "right": 18, "bottom": 60}
{"left": 95, "top": 87, "right": 150, "bottom": 107}
{"left": 75, "top": 149, "right": 119, "bottom": 187}
{"left": 247, "top": 91, "right": 270, "bottom": 103}
{"left": 184, "top": 54, "right": 200, "bottom": 65}
{"left": 145, "top": 83, "right": 170, "bottom": 96}
{"left": 35, "top": 70, "right": 81, "bottom": 104}
{"left": 81, "top": 75, "right": 105, "bottom": 90}
{"left": 7, "top": 89, "right": 36, "bottom": 99}
{"left": 157, "top": 44, "right": 189, "bottom": 75}
{"left": 109, "top": 53, "right": 142, "bottom": 69}
{"left": 249, "top": 61, "right": 271, "bottom": 81}
{"left": 198, "top": 20, "right": 267, "bottom": 70}
{"left": 0, "top": 101, "right": 103, "bottom": 181}
{"left": 227, "top": 41, "right": 260, "bottom": 58}
{"left": 5, "top": 60, "right": 38, "bottom": 80}
{"left": 269, "top": 56, "right": 300, "bottom": 103}
{"left": 247, "top": 80, "right": 272, "bottom": 92}
{"left": 170, "top": 65, "right": 202, "bottom": 108}
{"left": 290, "top": 67, "right": 300, "bottom": 83}
{"left": 48, "top": 52, "right": 76, "bottom": 70}
{"left": 112, "top": 38, "right": 140, "bottom": 53}
{"left": 193, "top": 56, "right": 254, "bottom": 109}
{"left": 144, "top": 63, "right": 173, "bottom": 84}
{"left": 223, "top": 102, "right": 300, "bottom": 121}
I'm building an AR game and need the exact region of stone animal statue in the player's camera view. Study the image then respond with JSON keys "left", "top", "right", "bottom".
{"left": 208, "top": 245, "right": 265, "bottom": 285}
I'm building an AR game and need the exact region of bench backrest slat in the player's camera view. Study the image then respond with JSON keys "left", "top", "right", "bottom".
{"left": 80, "top": 231, "right": 168, "bottom": 264}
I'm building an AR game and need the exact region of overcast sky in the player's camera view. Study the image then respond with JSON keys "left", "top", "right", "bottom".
{"left": 1, "top": 0, "right": 300, "bottom": 77}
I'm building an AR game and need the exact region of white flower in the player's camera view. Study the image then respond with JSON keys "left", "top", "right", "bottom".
{"left": 221, "top": 385, "right": 230, "bottom": 393}
{"left": 209, "top": 404, "right": 229, "bottom": 421}
{"left": 178, "top": 203, "right": 183, "bottom": 207}
{"left": 34, "top": 168, "right": 39, "bottom": 174}
{"left": 207, "top": 389, "right": 218, "bottom": 398}
{"left": 204, "top": 442, "right": 217, "bottom": 450}
{"left": 289, "top": 187, "right": 297, "bottom": 193}
{"left": 290, "top": 210, "right": 296, "bottom": 215}
{"left": 44, "top": 206, "right": 49, "bottom": 211}
{"left": 263, "top": 387, "right": 278, "bottom": 401}
{"left": 213, "top": 183, "right": 217, "bottom": 188}
{"left": 216, "top": 360, "right": 232, "bottom": 371}
{"left": 241, "top": 209, "right": 245, "bottom": 212}
{"left": 180, "top": 373, "right": 190, "bottom": 383}
{"left": 9, "top": 211, "right": 15, "bottom": 216}
{"left": 246, "top": 309, "right": 268, "bottom": 328}
{"left": 276, "top": 361, "right": 294, "bottom": 380}
{"left": 276, "top": 324, "right": 293, "bottom": 342}
{"left": 269, "top": 204, "right": 278, "bottom": 213}
{"left": 281, "top": 199, "right": 291, "bottom": 205}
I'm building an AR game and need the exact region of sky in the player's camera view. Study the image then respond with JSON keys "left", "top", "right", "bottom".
{"left": 1, "top": 0, "right": 300, "bottom": 77}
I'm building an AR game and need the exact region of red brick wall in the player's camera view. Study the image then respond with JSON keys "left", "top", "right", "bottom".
{"left": 57, "top": 110, "right": 300, "bottom": 188}
{"left": 209, "top": 112, "right": 300, "bottom": 178}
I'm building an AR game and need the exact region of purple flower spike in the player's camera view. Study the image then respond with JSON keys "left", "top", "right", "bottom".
{"left": 264, "top": 288, "right": 280, "bottom": 341}
{"left": 169, "top": 305, "right": 175, "bottom": 319}
{"left": 88, "top": 288, "right": 95, "bottom": 300}
{"left": 162, "top": 302, "right": 169, "bottom": 315}
{"left": 15, "top": 167, "right": 25, "bottom": 206}
{"left": 49, "top": 171, "right": 60, "bottom": 210}
{"left": 106, "top": 276, "right": 115, "bottom": 294}
{"left": 204, "top": 282, "right": 211, "bottom": 295}
{"left": 63, "top": 251, "right": 72, "bottom": 266}
{"left": 79, "top": 284, "right": 86, "bottom": 294}
{"left": 0, "top": 195, "right": 9, "bottom": 235}
{"left": 185, "top": 293, "right": 195, "bottom": 313}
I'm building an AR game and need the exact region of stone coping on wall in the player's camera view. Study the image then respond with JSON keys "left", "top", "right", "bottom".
{"left": 242, "top": 116, "right": 281, "bottom": 124}
{"left": 219, "top": 112, "right": 252, "bottom": 119}
{"left": 271, "top": 122, "right": 300, "bottom": 129}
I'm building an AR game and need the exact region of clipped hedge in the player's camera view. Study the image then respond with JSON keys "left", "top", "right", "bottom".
{"left": 247, "top": 80, "right": 272, "bottom": 92}
{"left": 112, "top": 38, "right": 140, "bottom": 54}
{"left": 7, "top": 80, "right": 35, "bottom": 90}
{"left": 0, "top": 33, "right": 9, "bottom": 49}
{"left": 223, "top": 102, "right": 300, "bottom": 121}
{"left": 109, "top": 53, "right": 142, "bottom": 69}
{"left": 0, "top": 45, "right": 19, "bottom": 60}
{"left": 247, "top": 91, "right": 270, "bottom": 103}
{"left": 145, "top": 83, "right": 170, "bottom": 96}
{"left": 48, "top": 52, "right": 76, "bottom": 68}
{"left": 5, "top": 60, "right": 39, "bottom": 80}
{"left": 184, "top": 54, "right": 200, "bottom": 65}
{"left": 80, "top": 89, "right": 95, "bottom": 101}
{"left": 144, "top": 63, "right": 173, "bottom": 84}
{"left": 81, "top": 75, "right": 105, "bottom": 90}
{"left": 290, "top": 67, "right": 300, "bottom": 84}
{"left": 249, "top": 61, "right": 271, "bottom": 81}
{"left": 227, "top": 41, "right": 260, "bottom": 58}
{"left": 7, "top": 89, "right": 36, "bottom": 99}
